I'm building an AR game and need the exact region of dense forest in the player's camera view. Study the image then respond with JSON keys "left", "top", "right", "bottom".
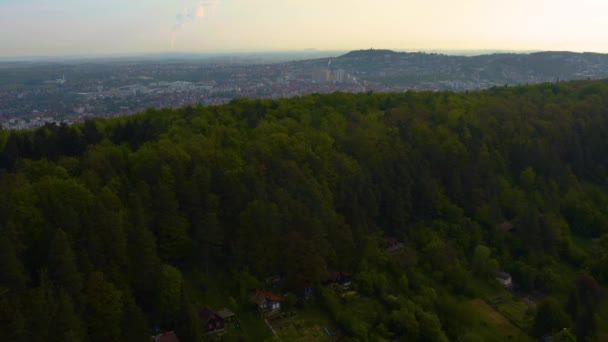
{"left": 1, "top": 80, "right": 608, "bottom": 341}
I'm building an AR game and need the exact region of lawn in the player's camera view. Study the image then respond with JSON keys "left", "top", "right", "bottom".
{"left": 471, "top": 278, "right": 510, "bottom": 299}
{"left": 271, "top": 308, "right": 338, "bottom": 342}
{"left": 229, "top": 312, "right": 275, "bottom": 341}
{"left": 471, "top": 278, "right": 535, "bottom": 332}
{"left": 495, "top": 298, "right": 534, "bottom": 331}
{"left": 468, "top": 299, "right": 535, "bottom": 342}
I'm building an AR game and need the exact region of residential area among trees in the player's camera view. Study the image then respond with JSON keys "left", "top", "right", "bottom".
{"left": 1, "top": 79, "right": 608, "bottom": 341}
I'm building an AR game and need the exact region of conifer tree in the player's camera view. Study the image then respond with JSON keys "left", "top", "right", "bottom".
{"left": 51, "top": 290, "right": 85, "bottom": 342}
{"left": 48, "top": 229, "right": 82, "bottom": 301}
{"left": 85, "top": 272, "right": 123, "bottom": 342}
{"left": 0, "top": 233, "right": 27, "bottom": 289}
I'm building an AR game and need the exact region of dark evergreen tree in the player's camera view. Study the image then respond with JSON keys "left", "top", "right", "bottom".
{"left": 47, "top": 229, "right": 82, "bottom": 301}
{"left": 50, "top": 290, "right": 85, "bottom": 342}
{"left": 85, "top": 272, "right": 123, "bottom": 342}
{"left": 0, "top": 233, "right": 28, "bottom": 289}
{"left": 532, "top": 297, "right": 571, "bottom": 337}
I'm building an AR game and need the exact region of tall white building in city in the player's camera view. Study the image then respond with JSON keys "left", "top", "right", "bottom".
{"left": 335, "top": 69, "right": 346, "bottom": 83}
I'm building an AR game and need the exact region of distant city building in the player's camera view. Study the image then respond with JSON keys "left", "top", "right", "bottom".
{"left": 335, "top": 69, "right": 346, "bottom": 83}
{"left": 312, "top": 69, "right": 331, "bottom": 83}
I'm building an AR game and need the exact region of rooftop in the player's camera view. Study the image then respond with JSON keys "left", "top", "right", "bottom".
{"left": 256, "top": 290, "right": 282, "bottom": 302}
{"left": 152, "top": 331, "right": 179, "bottom": 342}
{"left": 496, "top": 271, "right": 511, "bottom": 281}
{"left": 217, "top": 308, "right": 235, "bottom": 319}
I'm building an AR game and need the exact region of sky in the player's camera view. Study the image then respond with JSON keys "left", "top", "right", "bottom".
{"left": 1, "top": 0, "right": 607, "bottom": 57}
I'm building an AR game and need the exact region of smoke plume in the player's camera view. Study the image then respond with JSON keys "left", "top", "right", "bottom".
{"left": 171, "top": 0, "right": 216, "bottom": 49}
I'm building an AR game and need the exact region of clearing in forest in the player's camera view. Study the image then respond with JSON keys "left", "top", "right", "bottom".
{"left": 469, "top": 298, "right": 534, "bottom": 341}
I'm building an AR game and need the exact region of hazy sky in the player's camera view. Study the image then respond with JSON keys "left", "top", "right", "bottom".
{"left": 1, "top": 0, "right": 607, "bottom": 56}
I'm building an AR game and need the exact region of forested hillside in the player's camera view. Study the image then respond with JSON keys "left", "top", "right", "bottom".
{"left": 1, "top": 80, "right": 608, "bottom": 341}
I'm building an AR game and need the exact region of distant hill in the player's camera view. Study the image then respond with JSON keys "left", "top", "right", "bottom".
{"left": 338, "top": 49, "right": 399, "bottom": 58}
{"left": 316, "top": 49, "right": 608, "bottom": 90}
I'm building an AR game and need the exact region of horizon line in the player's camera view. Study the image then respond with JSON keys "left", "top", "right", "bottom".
{"left": 2, "top": 47, "right": 608, "bottom": 62}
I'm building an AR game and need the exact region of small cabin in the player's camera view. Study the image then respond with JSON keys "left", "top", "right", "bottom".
{"left": 497, "top": 222, "right": 515, "bottom": 234}
{"left": 255, "top": 290, "right": 282, "bottom": 313}
{"left": 495, "top": 271, "right": 513, "bottom": 288}
{"left": 217, "top": 308, "right": 236, "bottom": 323}
{"left": 199, "top": 307, "right": 225, "bottom": 333}
{"left": 324, "top": 271, "right": 353, "bottom": 290}
{"left": 303, "top": 286, "right": 314, "bottom": 300}
{"left": 152, "top": 331, "right": 179, "bottom": 342}
{"left": 384, "top": 236, "right": 405, "bottom": 252}
{"left": 541, "top": 328, "right": 570, "bottom": 342}
{"left": 265, "top": 275, "right": 282, "bottom": 289}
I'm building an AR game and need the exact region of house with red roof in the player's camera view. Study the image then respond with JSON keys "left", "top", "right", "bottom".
{"left": 255, "top": 290, "right": 282, "bottom": 313}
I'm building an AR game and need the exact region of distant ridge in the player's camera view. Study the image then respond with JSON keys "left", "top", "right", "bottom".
{"left": 339, "top": 49, "right": 608, "bottom": 59}
{"left": 323, "top": 49, "right": 608, "bottom": 91}
{"left": 339, "top": 49, "right": 399, "bottom": 58}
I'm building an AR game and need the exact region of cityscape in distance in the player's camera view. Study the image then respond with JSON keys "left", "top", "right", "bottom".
{"left": 3, "top": 49, "right": 608, "bottom": 130}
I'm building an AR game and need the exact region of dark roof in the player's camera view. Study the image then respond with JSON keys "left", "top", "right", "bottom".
{"left": 326, "top": 271, "right": 353, "bottom": 284}
{"left": 385, "top": 237, "right": 405, "bottom": 251}
{"left": 385, "top": 236, "right": 401, "bottom": 245}
{"left": 265, "top": 275, "right": 281, "bottom": 284}
{"left": 199, "top": 307, "right": 219, "bottom": 323}
{"left": 497, "top": 222, "right": 514, "bottom": 233}
{"left": 152, "top": 331, "right": 179, "bottom": 342}
{"left": 327, "top": 271, "right": 341, "bottom": 283}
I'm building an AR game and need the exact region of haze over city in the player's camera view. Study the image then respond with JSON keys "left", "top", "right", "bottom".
{"left": 1, "top": 0, "right": 608, "bottom": 57}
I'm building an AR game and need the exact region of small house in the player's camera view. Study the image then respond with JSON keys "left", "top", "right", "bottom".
{"left": 255, "top": 290, "right": 282, "bottom": 313}
{"left": 265, "top": 275, "right": 282, "bottom": 289}
{"left": 152, "top": 331, "right": 179, "bottom": 342}
{"left": 199, "top": 307, "right": 225, "bottom": 333}
{"left": 384, "top": 236, "right": 405, "bottom": 252}
{"left": 324, "top": 271, "right": 353, "bottom": 290}
{"left": 217, "top": 308, "right": 236, "bottom": 323}
{"left": 541, "top": 328, "right": 571, "bottom": 342}
{"left": 303, "top": 286, "right": 314, "bottom": 300}
{"left": 495, "top": 271, "right": 513, "bottom": 288}
{"left": 497, "top": 222, "right": 515, "bottom": 234}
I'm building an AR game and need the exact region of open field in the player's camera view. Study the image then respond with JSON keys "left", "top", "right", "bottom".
{"left": 271, "top": 309, "right": 338, "bottom": 342}
{"left": 469, "top": 299, "right": 535, "bottom": 342}
{"left": 495, "top": 299, "right": 534, "bottom": 331}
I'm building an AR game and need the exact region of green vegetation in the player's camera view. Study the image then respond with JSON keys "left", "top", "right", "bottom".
{"left": 468, "top": 299, "right": 533, "bottom": 341}
{"left": 496, "top": 298, "right": 533, "bottom": 331}
{"left": 1, "top": 80, "right": 608, "bottom": 341}
{"left": 271, "top": 308, "right": 336, "bottom": 341}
